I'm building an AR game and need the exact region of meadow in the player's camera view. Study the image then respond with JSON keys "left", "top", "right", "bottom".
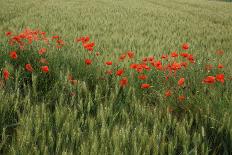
{"left": 1, "top": 0, "right": 232, "bottom": 154}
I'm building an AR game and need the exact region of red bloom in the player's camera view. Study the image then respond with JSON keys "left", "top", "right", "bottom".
{"left": 116, "top": 69, "right": 124, "bottom": 76}
{"left": 76, "top": 36, "right": 90, "bottom": 43}
{"left": 203, "top": 76, "right": 215, "bottom": 84}
{"left": 119, "top": 77, "right": 128, "bottom": 87}
{"left": 171, "top": 62, "right": 181, "bottom": 70}
{"left": 141, "top": 83, "right": 150, "bottom": 89}
{"left": 135, "top": 65, "right": 143, "bottom": 72}
{"left": 180, "top": 53, "right": 189, "bottom": 58}
{"left": 180, "top": 62, "right": 188, "bottom": 68}
{"left": 130, "top": 64, "right": 138, "bottom": 69}
{"left": 56, "top": 39, "right": 65, "bottom": 48}
{"left": 25, "top": 64, "right": 33, "bottom": 72}
{"left": 41, "top": 66, "right": 49, "bottom": 73}
{"left": 178, "top": 78, "right": 185, "bottom": 86}
{"left": 85, "top": 59, "right": 92, "bottom": 65}
{"left": 142, "top": 57, "right": 148, "bottom": 62}
{"left": 105, "top": 61, "right": 112, "bottom": 65}
{"left": 178, "top": 95, "right": 185, "bottom": 102}
{"left": 10, "top": 51, "right": 17, "bottom": 59}
{"left": 165, "top": 90, "right": 172, "bottom": 97}
{"left": 5, "top": 31, "right": 12, "bottom": 36}
{"left": 119, "top": 54, "right": 126, "bottom": 61}
{"left": 83, "top": 42, "right": 94, "bottom": 51}
{"left": 153, "top": 61, "right": 162, "bottom": 70}
{"left": 52, "top": 35, "right": 59, "bottom": 40}
{"left": 127, "top": 51, "right": 134, "bottom": 58}
{"left": 141, "top": 64, "right": 150, "bottom": 71}
{"left": 161, "top": 54, "right": 168, "bottom": 59}
{"left": 38, "top": 48, "right": 46, "bottom": 55}
{"left": 171, "top": 51, "right": 178, "bottom": 57}
{"left": 182, "top": 43, "right": 189, "bottom": 50}
{"left": 216, "top": 74, "right": 224, "bottom": 83}
{"left": 3, "top": 69, "right": 10, "bottom": 80}
{"left": 216, "top": 50, "right": 224, "bottom": 56}
{"left": 138, "top": 74, "right": 147, "bottom": 80}
{"left": 218, "top": 64, "right": 224, "bottom": 69}
{"left": 187, "top": 54, "right": 195, "bottom": 63}
{"left": 148, "top": 56, "right": 154, "bottom": 62}
{"left": 83, "top": 36, "right": 90, "bottom": 43}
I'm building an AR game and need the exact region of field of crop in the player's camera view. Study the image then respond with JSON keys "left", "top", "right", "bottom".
{"left": 0, "top": 0, "right": 232, "bottom": 154}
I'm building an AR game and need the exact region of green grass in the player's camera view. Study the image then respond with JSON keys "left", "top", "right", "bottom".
{"left": 1, "top": 0, "right": 232, "bottom": 154}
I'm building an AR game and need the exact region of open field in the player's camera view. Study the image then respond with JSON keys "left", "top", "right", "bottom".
{"left": 1, "top": 0, "right": 232, "bottom": 154}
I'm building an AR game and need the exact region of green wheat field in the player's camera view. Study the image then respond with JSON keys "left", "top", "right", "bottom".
{"left": 1, "top": 0, "right": 232, "bottom": 154}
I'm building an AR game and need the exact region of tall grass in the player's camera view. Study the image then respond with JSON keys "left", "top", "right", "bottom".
{"left": 0, "top": 0, "right": 232, "bottom": 154}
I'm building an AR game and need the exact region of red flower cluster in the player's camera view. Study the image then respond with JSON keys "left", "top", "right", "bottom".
{"left": 2, "top": 29, "right": 228, "bottom": 107}
{"left": 76, "top": 36, "right": 95, "bottom": 51}
{"left": 203, "top": 74, "right": 224, "bottom": 84}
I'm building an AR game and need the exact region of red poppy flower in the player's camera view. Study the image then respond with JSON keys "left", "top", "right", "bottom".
{"left": 171, "top": 62, "right": 181, "bottom": 70}
{"left": 178, "top": 78, "right": 185, "bottom": 86}
{"left": 187, "top": 54, "right": 195, "bottom": 63}
{"left": 52, "top": 35, "right": 59, "bottom": 40}
{"left": 41, "top": 66, "right": 49, "bottom": 73}
{"left": 154, "top": 61, "right": 162, "bottom": 70}
{"left": 180, "top": 53, "right": 189, "bottom": 58}
{"left": 119, "top": 54, "right": 126, "bottom": 61}
{"left": 10, "top": 51, "right": 17, "bottom": 59}
{"left": 105, "top": 61, "right": 112, "bottom": 65}
{"left": 138, "top": 75, "right": 147, "bottom": 80}
{"left": 171, "top": 51, "right": 178, "bottom": 57}
{"left": 180, "top": 62, "right": 188, "bottom": 68}
{"left": 216, "top": 74, "right": 224, "bottom": 83}
{"left": 216, "top": 50, "right": 224, "bottom": 56}
{"left": 142, "top": 64, "right": 150, "bottom": 71}
{"left": 136, "top": 65, "right": 143, "bottom": 72}
{"left": 83, "top": 42, "right": 94, "bottom": 51}
{"left": 165, "top": 90, "right": 172, "bottom": 97}
{"left": 127, "top": 51, "right": 134, "bottom": 58}
{"left": 130, "top": 64, "right": 138, "bottom": 69}
{"left": 148, "top": 56, "right": 154, "bottom": 62}
{"left": 119, "top": 77, "right": 128, "bottom": 87}
{"left": 141, "top": 83, "right": 150, "bottom": 89}
{"left": 116, "top": 69, "right": 124, "bottom": 76}
{"left": 178, "top": 95, "right": 185, "bottom": 101}
{"left": 142, "top": 57, "right": 148, "bottom": 62}
{"left": 182, "top": 43, "right": 189, "bottom": 50}
{"left": 25, "top": 64, "right": 33, "bottom": 72}
{"left": 56, "top": 39, "right": 65, "bottom": 48}
{"left": 161, "top": 54, "right": 168, "bottom": 59}
{"left": 203, "top": 76, "right": 215, "bottom": 84}
{"left": 85, "top": 59, "right": 92, "bottom": 65}
{"left": 218, "top": 64, "right": 224, "bottom": 69}
{"left": 3, "top": 69, "right": 9, "bottom": 80}
{"left": 77, "top": 36, "right": 90, "bottom": 43}
{"left": 83, "top": 36, "right": 90, "bottom": 43}
{"left": 38, "top": 48, "right": 46, "bottom": 55}
{"left": 5, "top": 31, "right": 12, "bottom": 36}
